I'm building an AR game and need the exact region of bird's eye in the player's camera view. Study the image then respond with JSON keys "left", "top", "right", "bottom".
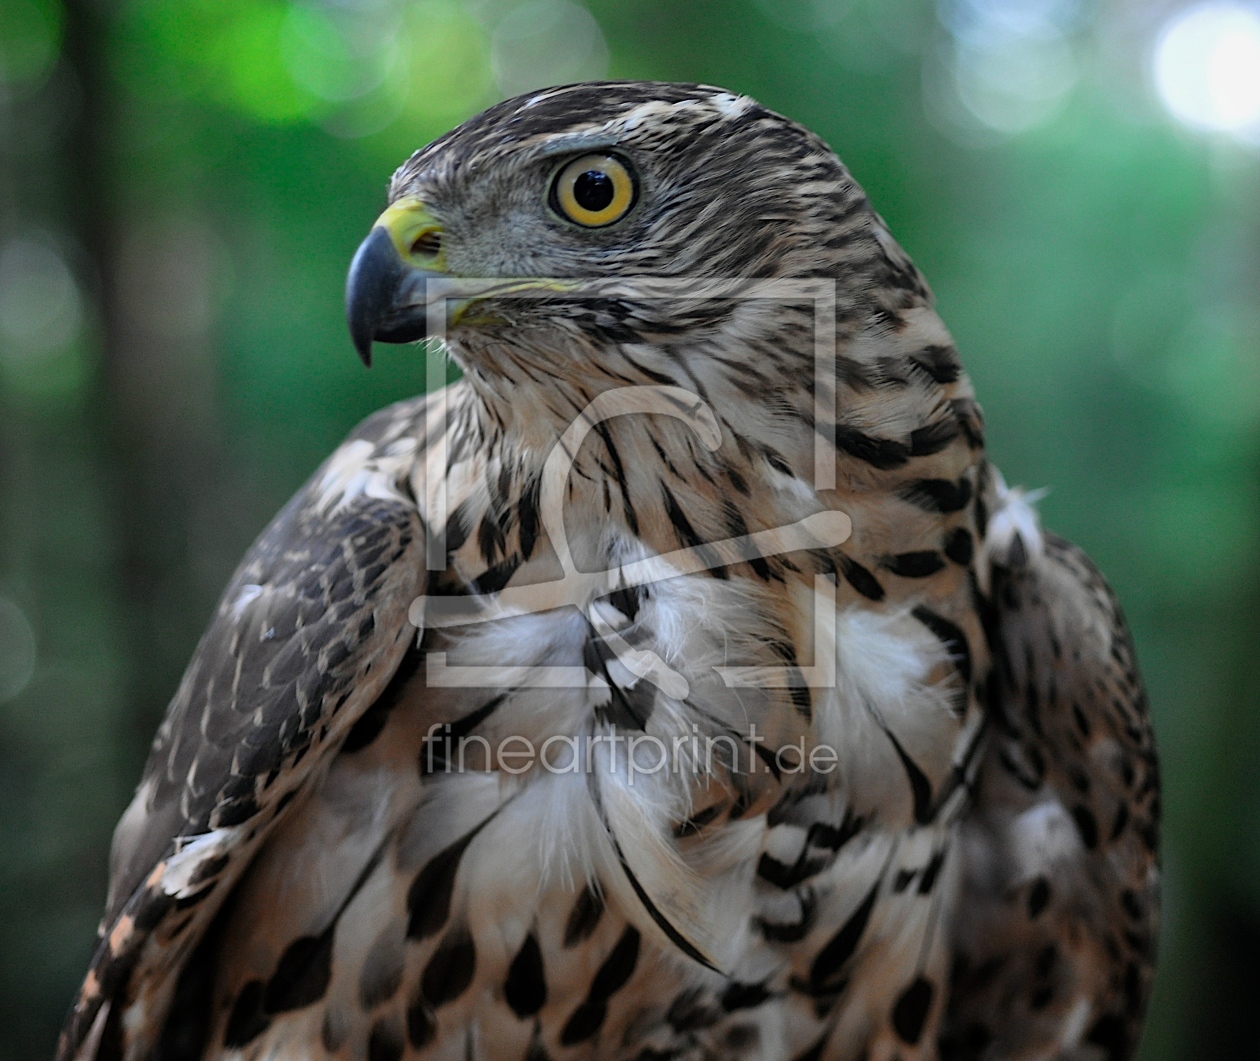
{"left": 551, "top": 154, "right": 636, "bottom": 228}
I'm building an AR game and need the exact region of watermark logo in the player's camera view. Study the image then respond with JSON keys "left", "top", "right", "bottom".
{"left": 419, "top": 721, "right": 842, "bottom": 786}
{"left": 408, "top": 277, "right": 851, "bottom": 697}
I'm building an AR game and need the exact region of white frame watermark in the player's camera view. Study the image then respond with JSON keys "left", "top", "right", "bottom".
{"left": 409, "top": 277, "right": 850, "bottom": 697}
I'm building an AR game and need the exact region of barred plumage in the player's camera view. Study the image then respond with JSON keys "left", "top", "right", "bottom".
{"left": 60, "top": 81, "right": 1158, "bottom": 1061}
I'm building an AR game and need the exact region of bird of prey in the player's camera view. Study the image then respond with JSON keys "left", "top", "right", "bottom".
{"left": 59, "top": 82, "right": 1158, "bottom": 1061}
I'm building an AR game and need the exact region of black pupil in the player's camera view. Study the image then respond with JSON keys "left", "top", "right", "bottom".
{"left": 573, "top": 169, "right": 615, "bottom": 212}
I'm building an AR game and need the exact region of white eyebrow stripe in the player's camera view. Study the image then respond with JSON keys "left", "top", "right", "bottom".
{"left": 530, "top": 131, "right": 629, "bottom": 161}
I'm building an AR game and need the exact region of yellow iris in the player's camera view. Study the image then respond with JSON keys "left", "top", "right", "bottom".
{"left": 552, "top": 154, "right": 636, "bottom": 227}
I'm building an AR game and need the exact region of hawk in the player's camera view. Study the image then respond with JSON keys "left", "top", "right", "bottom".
{"left": 59, "top": 82, "right": 1158, "bottom": 1061}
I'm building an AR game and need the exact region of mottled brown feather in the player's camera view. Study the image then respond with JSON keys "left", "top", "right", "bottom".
{"left": 943, "top": 530, "right": 1159, "bottom": 1060}
{"left": 58, "top": 403, "right": 429, "bottom": 1061}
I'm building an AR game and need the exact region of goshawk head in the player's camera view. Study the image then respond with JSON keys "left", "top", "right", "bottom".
{"left": 346, "top": 81, "right": 932, "bottom": 418}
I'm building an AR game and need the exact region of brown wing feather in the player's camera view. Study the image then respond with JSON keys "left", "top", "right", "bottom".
{"left": 942, "top": 526, "right": 1160, "bottom": 1060}
{"left": 57, "top": 401, "right": 429, "bottom": 1061}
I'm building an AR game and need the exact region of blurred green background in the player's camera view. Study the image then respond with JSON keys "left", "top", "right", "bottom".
{"left": 1, "top": 0, "right": 1258, "bottom": 1056}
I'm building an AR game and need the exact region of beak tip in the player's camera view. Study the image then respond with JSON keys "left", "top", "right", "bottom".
{"left": 346, "top": 222, "right": 435, "bottom": 365}
{"left": 346, "top": 226, "right": 396, "bottom": 369}
{"left": 348, "top": 310, "right": 374, "bottom": 367}
{"left": 350, "top": 322, "right": 374, "bottom": 367}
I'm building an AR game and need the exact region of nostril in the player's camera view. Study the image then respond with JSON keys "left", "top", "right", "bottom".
{"left": 411, "top": 231, "right": 442, "bottom": 258}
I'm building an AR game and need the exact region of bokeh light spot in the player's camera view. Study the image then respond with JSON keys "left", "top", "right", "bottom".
{"left": 940, "top": 0, "right": 1085, "bottom": 40}
{"left": 490, "top": 0, "right": 607, "bottom": 98}
{"left": 953, "top": 30, "right": 1078, "bottom": 133}
{"left": 0, "top": 236, "right": 82, "bottom": 352}
{"left": 932, "top": 0, "right": 1084, "bottom": 139}
{"left": 406, "top": 1, "right": 492, "bottom": 120}
{"left": 1154, "top": 3, "right": 1260, "bottom": 138}
{"left": 0, "top": 597, "right": 36, "bottom": 704}
{"left": 282, "top": 2, "right": 399, "bottom": 105}
{"left": 0, "top": 234, "right": 92, "bottom": 400}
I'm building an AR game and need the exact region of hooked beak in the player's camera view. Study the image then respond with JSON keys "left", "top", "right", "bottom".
{"left": 345, "top": 198, "right": 447, "bottom": 367}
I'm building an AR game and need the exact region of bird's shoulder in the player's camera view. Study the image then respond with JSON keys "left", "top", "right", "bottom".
{"left": 58, "top": 392, "right": 441, "bottom": 1061}
{"left": 942, "top": 476, "right": 1159, "bottom": 1060}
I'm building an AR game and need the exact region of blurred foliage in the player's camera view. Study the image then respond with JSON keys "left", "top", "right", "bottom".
{"left": 0, "top": 0, "right": 1258, "bottom": 1057}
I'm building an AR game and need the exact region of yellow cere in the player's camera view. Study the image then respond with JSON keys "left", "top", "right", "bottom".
{"left": 554, "top": 154, "right": 636, "bottom": 227}
{"left": 375, "top": 197, "right": 446, "bottom": 269}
